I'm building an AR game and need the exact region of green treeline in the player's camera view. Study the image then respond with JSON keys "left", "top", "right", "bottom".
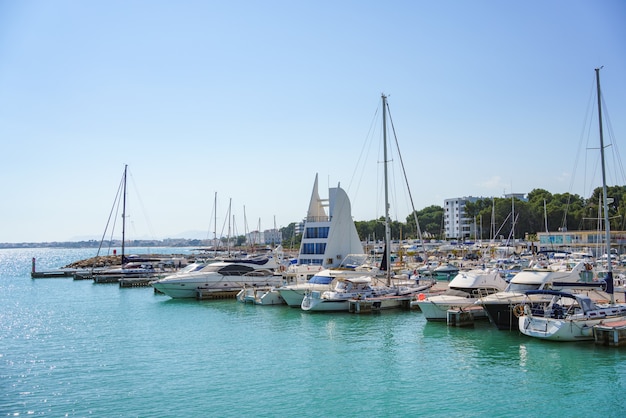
{"left": 279, "top": 186, "right": 626, "bottom": 248}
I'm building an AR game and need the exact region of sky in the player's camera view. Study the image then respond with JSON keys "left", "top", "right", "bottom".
{"left": 1, "top": 1, "right": 625, "bottom": 243}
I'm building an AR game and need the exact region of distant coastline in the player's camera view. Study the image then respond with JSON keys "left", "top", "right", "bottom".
{"left": 0, "top": 239, "right": 210, "bottom": 250}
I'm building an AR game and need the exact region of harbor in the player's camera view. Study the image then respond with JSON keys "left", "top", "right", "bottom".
{"left": 4, "top": 246, "right": 626, "bottom": 417}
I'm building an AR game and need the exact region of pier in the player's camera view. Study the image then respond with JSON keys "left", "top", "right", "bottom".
{"left": 30, "top": 257, "right": 89, "bottom": 278}
{"left": 593, "top": 320, "right": 626, "bottom": 347}
{"left": 119, "top": 277, "right": 154, "bottom": 288}
{"left": 31, "top": 269, "right": 80, "bottom": 278}
{"left": 348, "top": 295, "right": 414, "bottom": 313}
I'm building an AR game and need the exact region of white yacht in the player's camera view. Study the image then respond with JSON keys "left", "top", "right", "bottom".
{"left": 414, "top": 268, "right": 507, "bottom": 321}
{"left": 152, "top": 256, "right": 281, "bottom": 298}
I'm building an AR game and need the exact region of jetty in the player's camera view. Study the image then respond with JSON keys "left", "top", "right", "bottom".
{"left": 31, "top": 268, "right": 87, "bottom": 278}
{"left": 594, "top": 320, "right": 626, "bottom": 347}
{"left": 348, "top": 294, "right": 416, "bottom": 313}
{"left": 446, "top": 305, "right": 485, "bottom": 327}
{"left": 30, "top": 257, "right": 90, "bottom": 278}
{"left": 119, "top": 277, "right": 155, "bottom": 288}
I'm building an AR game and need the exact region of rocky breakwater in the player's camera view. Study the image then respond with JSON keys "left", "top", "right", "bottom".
{"left": 65, "top": 255, "right": 123, "bottom": 269}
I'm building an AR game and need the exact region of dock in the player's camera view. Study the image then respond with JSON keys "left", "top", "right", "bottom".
{"left": 30, "top": 257, "right": 91, "bottom": 278}
{"left": 31, "top": 269, "right": 83, "bottom": 278}
{"left": 348, "top": 295, "right": 414, "bottom": 313}
{"left": 593, "top": 320, "right": 626, "bottom": 347}
{"left": 446, "top": 306, "right": 485, "bottom": 327}
{"left": 119, "top": 277, "right": 154, "bottom": 288}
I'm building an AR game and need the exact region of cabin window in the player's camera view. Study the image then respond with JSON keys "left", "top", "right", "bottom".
{"left": 217, "top": 265, "right": 255, "bottom": 276}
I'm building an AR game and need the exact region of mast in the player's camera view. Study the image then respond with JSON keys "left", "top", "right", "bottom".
{"left": 227, "top": 198, "right": 232, "bottom": 257}
{"left": 213, "top": 192, "right": 218, "bottom": 256}
{"left": 511, "top": 194, "right": 515, "bottom": 243}
{"left": 382, "top": 94, "right": 392, "bottom": 286}
{"left": 595, "top": 67, "right": 614, "bottom": 301}
{"left": 121, "top": 164, "right": 127, "bottom": 264}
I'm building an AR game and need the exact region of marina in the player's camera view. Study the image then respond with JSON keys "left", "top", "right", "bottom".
{"left": 3, "top": 247, "right": 626, "bottom": 416}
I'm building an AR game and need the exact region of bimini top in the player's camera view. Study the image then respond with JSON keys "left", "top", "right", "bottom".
{"left": 338, "top": 276, "right": 372, "bottom": 284}
{"left": 524, "top": 289, "right": 578, "bottom": 298}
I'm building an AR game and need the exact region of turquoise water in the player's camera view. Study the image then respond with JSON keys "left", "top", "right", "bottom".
{"left": 2, "top": 248, "right": 626, "bottom": 417}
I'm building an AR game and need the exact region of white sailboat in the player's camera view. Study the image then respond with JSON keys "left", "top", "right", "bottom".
{"left": 517, "top": 290, "right": 626, "bottom": 341}
{"left": 77, "top": 165, "right": 160, "bottom": 283}
{"left": 301, "top": 94, "right": 434, "bottom": 312}
{"left": 517, "top": 68, "right": 626, "bottom": 341}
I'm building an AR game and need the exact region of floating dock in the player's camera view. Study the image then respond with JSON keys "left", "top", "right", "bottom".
{"left": 30, "top": 257, "right": 90, "bottom": 278}
{"left": 593, "top": 320, "right": 626, "bottom": 347}
{"left": 119, "top": 277, "right": 154, "bottom": 288}
{"left": 31, "top": 269, "right": 83, "bottom": 278}
{"left": 447, "top": 308, "right": 474, "bottom": 327}
{"left": 348, "top": 295, "right": 414, "bottom": 313}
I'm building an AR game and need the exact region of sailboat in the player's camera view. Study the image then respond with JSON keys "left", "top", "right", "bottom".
{"left": 301, "top": 94, "right": 434, "bottom": 312}
{"left": 75, "top": 165, "right": 161, "bottom": 283}
{"left": 517, "top": 68, "right": 626, "bottom": 341}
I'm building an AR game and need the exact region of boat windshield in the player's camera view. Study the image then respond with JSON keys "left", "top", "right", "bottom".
{"left": 181, "top": 263, "right": 207, "bottom": 273}
{"left": 506, "top": 283, "right": 541, "bottom": 292}
{"left": 445, "top": 289, "right": 471, "bottom": 297}
{"left": 309, "top": 275, "right": 334, "bottom": 285}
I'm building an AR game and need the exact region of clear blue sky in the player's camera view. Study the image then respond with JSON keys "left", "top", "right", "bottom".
{"left": 1, "top": 1, "right": 625, "bottom": 243}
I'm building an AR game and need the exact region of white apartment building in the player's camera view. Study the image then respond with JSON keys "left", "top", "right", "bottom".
{"left": 443, "top": 196, "right": 481, "bottom": 240}
{"left": 444, "top": 194, "right": 527, "bottom": 241}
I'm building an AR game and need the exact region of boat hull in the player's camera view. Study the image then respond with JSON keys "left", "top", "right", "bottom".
{"left": 519, "top": 316, "right": 600, "bottom": 341}
{"left": 302, "top": 298, "right": 349, "bottom": 312}
{"left": 152, "top": 276, "right": 283, "bottom": 299}
{"left": 482, "top": 301, "right": 519, "bottom": 330}
{"left": 277, "top": 288, "right": 308, "bottom": 307}
{"left": 417, "top": 297, "right": 487, "bottom": 321}
{"left": 278, "top": 284, "right": 333, "bottom": 307}
{"left": 236, "top": 288, "right": 285, "bottom": 305}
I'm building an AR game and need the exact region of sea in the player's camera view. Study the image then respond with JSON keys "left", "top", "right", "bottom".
{"left": 1, "top": 247, "right": 626, "bottom": 417}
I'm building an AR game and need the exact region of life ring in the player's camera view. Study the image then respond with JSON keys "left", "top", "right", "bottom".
{"left": 513, "top": 304, "right": 526, "bottom": 318}
{"left": 585, "top": 263, "right": 593, "bottom": 271}
{"left": 279, "top": 265, "right": 286, "bottom": 272}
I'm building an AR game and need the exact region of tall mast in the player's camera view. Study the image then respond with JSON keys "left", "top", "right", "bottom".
{"left": 227, "top": 198, "right": 232, "bottom": 257}
{"left": 511, "top": 194, "right": 515, "bottom": 242}
{"left": 121, "top": 164, "right": 127, "bottom": 264}
{"left": 382, "top": 94, "right": 392, "bottom": 285}
{"left": 595, "top": 67, "right": 613, "bottom": 301}
{"left": 213, "top": 192, "right": 218, "bottom": 256}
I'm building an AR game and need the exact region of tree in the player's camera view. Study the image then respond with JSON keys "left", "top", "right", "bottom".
{"left": 279, "top": 222, "right": 301, "bottom": 250}
{"left": 405, "top": 205, "right": 444, "bottom": 239}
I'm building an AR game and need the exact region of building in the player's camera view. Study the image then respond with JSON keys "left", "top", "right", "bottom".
{"left": 297, "top": 174, "right": 363, "bottom": 267}
{"left": 443, "top": 196, "right": 481, "bottom": 240}
{"left": 444, "top": 193, "right": 528, "bottom": 241}
{"left": 263, "top": 228, "right": 282, "bottom": 245}
{"left": 535, "top": 230, "right": 626, "bottom": 256}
